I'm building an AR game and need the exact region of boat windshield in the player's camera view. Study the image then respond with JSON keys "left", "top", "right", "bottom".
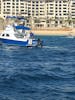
{"left": 14, "top": 33, "right": 24, "bottom": 38}
{"left": 14, "top": 29, "right": 24, "bottom": 38}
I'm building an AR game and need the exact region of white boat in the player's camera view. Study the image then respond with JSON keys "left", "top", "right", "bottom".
{"left": 0, "top": 24, "right": 43, "bottom": 47}
{"left": 67, "top": 32, "right": 75, "bottom": 38}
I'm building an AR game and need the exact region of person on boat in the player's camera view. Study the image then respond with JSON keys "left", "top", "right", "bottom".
{"left": 30, "top": 32, "right": 34, "bottom": 39}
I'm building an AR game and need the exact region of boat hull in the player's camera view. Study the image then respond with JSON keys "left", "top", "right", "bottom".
{"left": 0, "top": 38, "right": 38, "bottom": 47}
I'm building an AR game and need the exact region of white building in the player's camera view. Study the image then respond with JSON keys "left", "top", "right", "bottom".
{"left": 0, "top": 0, "right": 75, "bottom": 28}
{"left": 70, "top": 0, "right": 75, "bottom": 27}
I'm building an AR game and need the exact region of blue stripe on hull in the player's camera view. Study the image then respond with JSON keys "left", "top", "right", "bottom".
{"left": 0, "top": 38, "right": 28, "bottom": 46}
{"left": 0, "top": 38, "right": 38, "bottom": 47}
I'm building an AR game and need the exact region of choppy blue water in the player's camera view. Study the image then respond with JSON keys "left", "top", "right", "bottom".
{"left": 0, "top": 36, "right": 75, "bottom": 100}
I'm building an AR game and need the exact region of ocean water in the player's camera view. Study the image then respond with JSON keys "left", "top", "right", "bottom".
{"left": 0, "top": 36, "right": 75, "bottom": 100}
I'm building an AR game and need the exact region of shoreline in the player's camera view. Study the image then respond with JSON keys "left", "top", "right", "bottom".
{"left": 32, "top": 30, "right": 69, "bottom": 36}
{"left": 32, "top": 28, "right": 75, "bottom": 36}
{"left": 0, "top": 28, "right": 75, "bottom": 36}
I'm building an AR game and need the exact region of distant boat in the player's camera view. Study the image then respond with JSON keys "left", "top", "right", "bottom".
{"left": 0, "top": 24, "right": 43, "bottom": 47}
{"left": 67, "top": 32, "right": 75, "bottom": 38}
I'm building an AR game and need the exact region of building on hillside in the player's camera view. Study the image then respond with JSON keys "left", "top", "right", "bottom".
{"left": 0, "top": 0, "right": 75, "bottom": 28}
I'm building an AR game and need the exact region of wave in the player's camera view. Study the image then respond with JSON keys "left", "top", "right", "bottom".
{"left": 1, "top": 71, "right": 71, "bottom": 83}
{"left": 0, "top": 95, "right": 16, "bottom": 100}
{"left": 43, "top": 45, "right": 68, "bottom": 50}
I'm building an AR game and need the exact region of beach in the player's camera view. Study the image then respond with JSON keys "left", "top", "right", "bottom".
{"left": 32, "top": 27, "right": 75, "bottom": 36}
{"left": 0, "top": 27, "right": 75, "bottom": 36}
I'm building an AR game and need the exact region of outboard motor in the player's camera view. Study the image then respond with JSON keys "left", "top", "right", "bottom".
{"left": 37, "top": 38, "right": 43, "bottom": 48}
